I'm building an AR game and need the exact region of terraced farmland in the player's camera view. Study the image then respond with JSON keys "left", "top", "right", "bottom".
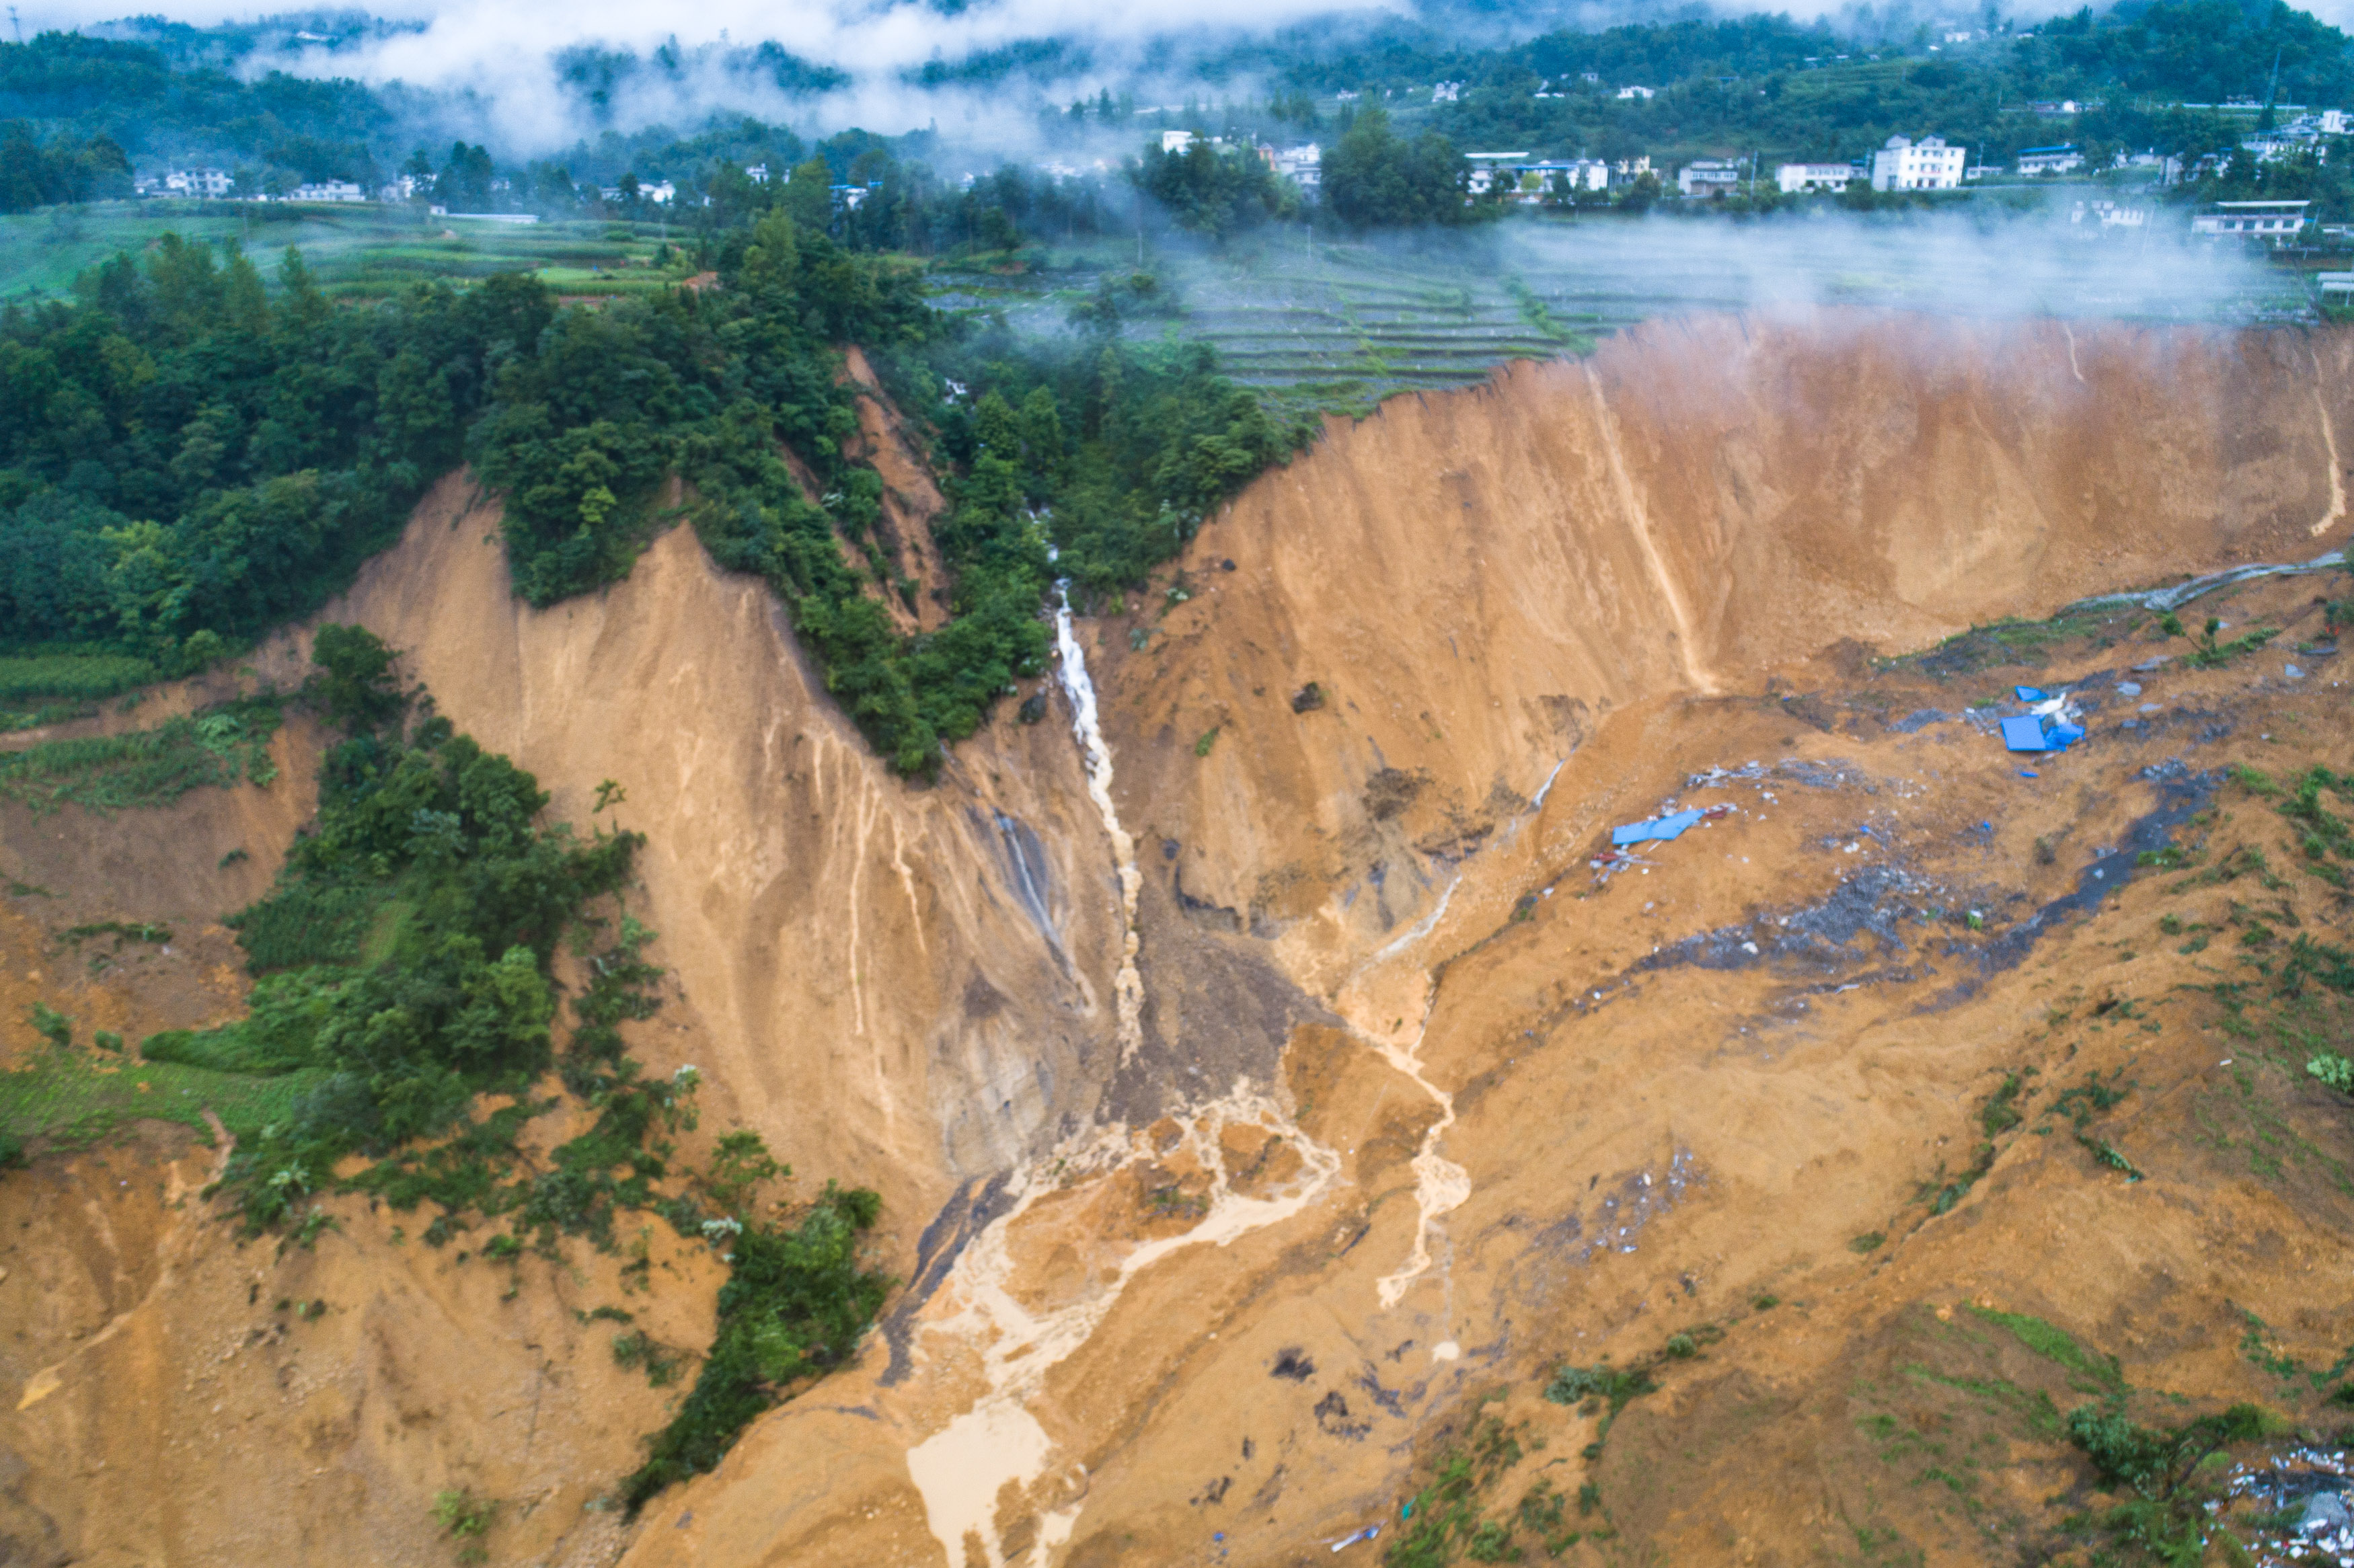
{"left": 926, "top": 214, "right": 2306, "bottom": 411}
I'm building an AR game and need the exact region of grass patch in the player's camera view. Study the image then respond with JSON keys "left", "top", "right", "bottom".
{"left": 0, "top": 652, "right": 158, "bottom": 704}
{"left": 1966, "top": 1306, "right": 2126, "bottom": 1399}
{"left": 1899, "top": 609, "right": 2121, "bottom": 678}
{"left": 1383, "top": 1415, "right": 1541, "bottom": 1568}
{"left": 2184, "top": 617, "right": 2279, "bottom": 670}
{"left": 225, "top": 879, "right": 376, "bottom": 973}
{"left": 432, "top": 1487, "right": 496, "bottom": 1565}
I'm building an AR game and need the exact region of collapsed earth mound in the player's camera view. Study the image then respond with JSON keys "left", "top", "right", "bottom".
{"left": 4, "top": 309, "right": 2351, "bottom": 1568}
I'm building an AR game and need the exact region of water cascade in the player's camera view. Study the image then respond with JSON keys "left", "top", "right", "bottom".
{"left": 1053, "top": 587, "right": 1145, "bottom": 1062}
{"left": 901, "top": 588, "right": 1341, "bottom": 1565}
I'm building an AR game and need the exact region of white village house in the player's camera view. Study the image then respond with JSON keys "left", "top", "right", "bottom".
{"left": 2191, "top": 199, "right": 2310, "bottom": 241}
{"left": 139, "top": 167, "right": 233, "bottom": 198}
{"left": 1776, "top": 161, "right": 1856, "bottom": 193}
{"left": 1465, "top": 152, "right": 1531, "bottom": 194}
{"left": 2015, "top": 145, "right": 2086, "bottom": 176}
{"left": 1273, "top": 143, "right": 1320, "bottom": 187}
{"left": 1677, "top": 159, "right": 1743, "bottom": 196}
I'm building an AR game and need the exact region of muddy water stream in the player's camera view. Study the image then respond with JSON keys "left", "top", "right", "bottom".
{"left": 901, "top": 594, "right": 1342, "bottom": 1567}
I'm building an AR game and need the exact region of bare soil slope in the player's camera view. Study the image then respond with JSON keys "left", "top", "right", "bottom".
{"left": 4, "top": 311, "right": 2352, "bottom": 1568}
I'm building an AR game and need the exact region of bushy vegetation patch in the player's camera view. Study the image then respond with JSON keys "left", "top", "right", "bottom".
{"left": 212, "top": 627, "right": 653, "bottom": 1234}
{"left": 620, "top": 1174, "right": 890, "bottom": 1510}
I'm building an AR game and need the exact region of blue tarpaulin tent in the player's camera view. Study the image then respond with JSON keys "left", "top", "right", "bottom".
{"left": 2000, "top": 715, "right": 2052, "bottom": 752}
{"left": 1612, "top": 809, "right": 1705, "bottom": 845}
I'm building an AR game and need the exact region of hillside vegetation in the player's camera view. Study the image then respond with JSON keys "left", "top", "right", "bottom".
{"left": 0, "top": 205, "right": 1307, "bottom": 773}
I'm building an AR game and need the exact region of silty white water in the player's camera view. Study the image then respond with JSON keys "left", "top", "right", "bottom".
{"left": 903, "top": 590, "right": 1341, "bottom": 1566}
{"left": 1053, "top": 586, "right": 1145, "bottom": 1063}
{"left": 1362, "top": 758, "right": 1564, "bottom": 1312}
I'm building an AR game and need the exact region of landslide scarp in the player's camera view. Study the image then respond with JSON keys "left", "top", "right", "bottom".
{"left": 3, "top": 310, "right": 2352, "bottom": 1568}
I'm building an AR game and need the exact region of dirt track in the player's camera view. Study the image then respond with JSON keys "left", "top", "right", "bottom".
{"left": 3, "top": 309, "right": 2352, "bottom": 1567}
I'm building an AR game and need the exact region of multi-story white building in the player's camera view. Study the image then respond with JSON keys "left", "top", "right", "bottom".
{"left": 1870, "top": 134, "right": 1964, "bottom": 191}
{"left": 288, "top": 180, "right": 367, "bottom": 203}
{"left": 1533, "top": 159, "right": 1609, "bottom": 192}
{"left": 1776, "top": 161, "right": 1856, "bottom": 193}
{"left": 2069, "top": 198, "right": 2149, "bottom": 231}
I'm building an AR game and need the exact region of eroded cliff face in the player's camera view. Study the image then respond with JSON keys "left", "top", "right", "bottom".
{"left": 1112, "top": 313, "right": 2354, "bottom": 988}
{"left": 321, "top": 477, "right": 1133, "bottom": 1227}
{"left": 5, "top": 311, "right": 2353, "bottom": 1568}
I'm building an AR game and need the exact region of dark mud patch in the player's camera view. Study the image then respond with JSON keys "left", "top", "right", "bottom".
{"left": 879, "top": 1170, "right": 1018, "bottom": 1386}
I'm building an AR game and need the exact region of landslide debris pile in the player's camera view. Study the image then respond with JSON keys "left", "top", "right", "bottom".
{"left": 2, "top": 311, "right": 2353, "bottom": 1568}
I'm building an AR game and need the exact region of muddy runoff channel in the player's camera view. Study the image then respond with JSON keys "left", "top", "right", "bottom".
{"left": 901, "top": 593, "right": 1347, "bottom": 1567}
{"left": 898, "top": 580, "right": 1568, "bottom": 1562}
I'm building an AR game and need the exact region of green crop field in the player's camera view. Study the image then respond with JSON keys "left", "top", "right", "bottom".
{"left": 0, "top": 1045, "right": 326, "bottom": 1152}
{"left": 0, "top": 200, "right": 691, "bottom": 303}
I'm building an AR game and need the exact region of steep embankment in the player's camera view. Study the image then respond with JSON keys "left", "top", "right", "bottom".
{"left": 5, "top": 311, "right": 2353, "bottom": 1568}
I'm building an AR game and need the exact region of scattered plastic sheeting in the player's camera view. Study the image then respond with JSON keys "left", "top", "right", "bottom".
{"left": 2067, "top": 548, "right": 2347, "bottom": 613}
{"left": 2014, "top": 685, "right": 2046, "bottom": 702}
{"left": 2048, "top": 723, "right": 2086, "bottom": 746}
{"left": 2000, "top": 715, "right": 2052, "bottom": 752}
{"left": 1328, "top": 1525, "right": 1381, "bottom": 1551}
{"left": 1612, "top": 809, "right": 1704, "bottom": 845}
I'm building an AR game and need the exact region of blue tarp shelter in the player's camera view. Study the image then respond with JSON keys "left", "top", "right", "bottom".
{"left": 2002, "top": 714, "right": 2088, "bottom": 752}
{"left": 2000, "top": 715, "right": 2052, "bottom": 752}
{"left": 1612, "top": 809, "right": 1705, "bottom": 846}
